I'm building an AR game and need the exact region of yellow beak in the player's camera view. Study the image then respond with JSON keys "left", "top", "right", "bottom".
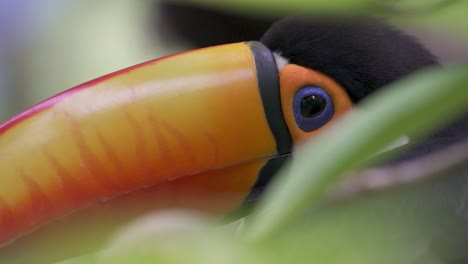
{"left": 0, "top": 42, "right": 292, "bottom": 246}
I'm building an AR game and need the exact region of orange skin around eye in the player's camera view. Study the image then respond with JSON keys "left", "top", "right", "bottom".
{"left": 279, "top": 64, "right": 353, "bottom": 143}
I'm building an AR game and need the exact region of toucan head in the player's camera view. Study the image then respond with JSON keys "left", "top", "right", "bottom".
{"left": 0, "top": 15, "right": 438, "bottom": 247}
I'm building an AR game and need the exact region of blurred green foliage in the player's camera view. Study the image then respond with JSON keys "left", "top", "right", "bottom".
{"left": 178, "top": 0, "right": 468, "bottom": 37}
{"left": 246, "top": 63, "right": 468, "bottom": 240}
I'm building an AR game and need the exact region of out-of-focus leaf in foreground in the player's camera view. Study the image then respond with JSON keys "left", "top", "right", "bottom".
{"left": 245, "top": 63, "right": 468, "bottom": 240}
{"left": 169, "top": 0, "right": 370, "bottom": 15}
{"left": 60, "top": 143, "right": 468, "bottom": 264}
{"left": 171, "top": 0, "right": 468, "bottom": 38}
{"left": 281, "top": 140, "right": 468, "bottom": 264}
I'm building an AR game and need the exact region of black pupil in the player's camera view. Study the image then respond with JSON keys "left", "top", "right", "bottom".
{"left": 300, "top": 95, "right": 327, "bottom": 118}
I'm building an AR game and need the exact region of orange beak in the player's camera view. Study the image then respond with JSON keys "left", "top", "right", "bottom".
{"left": 0, "top": 42, "right": 292, "bottom": 247}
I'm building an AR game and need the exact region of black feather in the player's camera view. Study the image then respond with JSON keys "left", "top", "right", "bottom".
{"left": 260, "top": 15, "right": 439, "bottom": 102}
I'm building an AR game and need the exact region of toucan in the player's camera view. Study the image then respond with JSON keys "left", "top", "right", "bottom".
{"left": 0, "top": 15, "right": 439, "bottom": 260}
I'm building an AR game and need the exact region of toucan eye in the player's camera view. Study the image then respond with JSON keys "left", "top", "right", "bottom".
{"left": 293, "top": 86, "right": 334, "bottom": 132}
{"left": 301, "top": 95, "right": 326, "bottom": 118}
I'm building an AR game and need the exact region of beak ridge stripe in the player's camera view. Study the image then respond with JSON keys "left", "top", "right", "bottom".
{"left": 249, "top": 41, "right": 292, "bottom": 154}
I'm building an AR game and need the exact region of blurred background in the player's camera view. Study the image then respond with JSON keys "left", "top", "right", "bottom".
{"left": 0, "top": 2, "right": 467, "bottom": 263}
{"left": 1, "top": 0, "right": 468, "bottom": 123}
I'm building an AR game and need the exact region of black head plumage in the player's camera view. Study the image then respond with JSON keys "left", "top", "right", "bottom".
{"left": 260, "top": 15, "right": 439, "bottom": 102}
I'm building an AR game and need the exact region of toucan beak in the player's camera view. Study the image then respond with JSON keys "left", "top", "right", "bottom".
{"left": 0, "top": 42, "right": 292, "bottom": 245}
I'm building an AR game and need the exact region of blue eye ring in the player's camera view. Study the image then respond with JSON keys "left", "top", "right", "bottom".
{"left": 293, "top": 86, "right": 334, "bottom": 132}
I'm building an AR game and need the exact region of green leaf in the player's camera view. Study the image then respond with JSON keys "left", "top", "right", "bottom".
{"left": 245, "top": 63, "right": 468, "bottom": 241}
{"left": 170, "top": 0, "right": 372, "bottom": 16}
{"left": 171, "top": 0, "right": 468, "bottom": 39}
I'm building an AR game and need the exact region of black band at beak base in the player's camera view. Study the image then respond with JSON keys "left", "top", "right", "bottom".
{"left": 224, "top": 42, "right": 293, "bottom": 217}
{"left": 248, "top": 41, "right": 292, "bottom": 155}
